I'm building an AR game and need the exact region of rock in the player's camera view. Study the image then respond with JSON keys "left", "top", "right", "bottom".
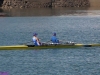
{"left": 1, "top": 0, "right": 90, "bottom": 8}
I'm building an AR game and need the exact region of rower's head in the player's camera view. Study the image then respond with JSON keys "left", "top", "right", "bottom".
{"left": 33, "top": 33, "right": 38, "bottom": 36}
{"left": 53, "top": 33, "right": 56, "bottom": 36}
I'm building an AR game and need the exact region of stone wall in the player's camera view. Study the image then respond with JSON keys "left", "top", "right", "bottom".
{"left": 89, "top": 0, "right": 100, "bottom": 7}
{"left": 52, "top": 0, "right": 90, "bottom": 7}
{"left": 2, "top": 0, "right": 90, "bottom": 8}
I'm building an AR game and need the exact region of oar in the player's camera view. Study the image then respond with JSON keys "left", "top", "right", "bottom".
{"left": 46, "top": 41, "right": 51, "bottom": 43}
{"left": 41, "top": 41, "right": 51, "bottom": 45}
{"left": 45, "top": 40, "right": 64, "bottom": 44}
{"left": 59, "top": 40, "right": 76, "bottom": 44}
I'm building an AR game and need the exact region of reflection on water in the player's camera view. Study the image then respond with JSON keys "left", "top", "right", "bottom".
{"left": 0, "top": 7, "right": 100, "bottom": 17}
{"left": 0, "top": 8, "right": 3, "bottom": 12}
{"left": 0, "top": 8, "right": 8, "bottom": 17}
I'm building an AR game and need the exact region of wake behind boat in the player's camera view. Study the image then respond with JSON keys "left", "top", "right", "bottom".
{"left": 0, "top": 42, "right": 100, "bottom": 50}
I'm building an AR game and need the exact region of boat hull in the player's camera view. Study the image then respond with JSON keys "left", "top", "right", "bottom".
{"left": 0, "top": 43, "right": 100, "bottom": 50}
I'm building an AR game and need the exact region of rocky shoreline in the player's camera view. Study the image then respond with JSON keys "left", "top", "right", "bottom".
{"left": 2, "top": 0, "right": 90, "bottom": 9}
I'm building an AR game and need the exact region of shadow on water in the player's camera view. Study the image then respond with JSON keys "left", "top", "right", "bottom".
{"left": 0, "top": 8, "right": 3, "bottom": 12}
{"left": 0, "top": 8, "right": 8, "bottom": 17}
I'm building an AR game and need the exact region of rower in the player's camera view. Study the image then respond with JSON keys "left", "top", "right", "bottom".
{"left": 51, "top": 33, "right": 59, "bottom": 44}
{"left": 32, "top": 33, "right": 41, "bottom": 46}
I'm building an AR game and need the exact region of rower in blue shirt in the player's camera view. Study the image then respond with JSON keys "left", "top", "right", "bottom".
{"left": 51, "top": 33, "right": 59, "bottom": 43}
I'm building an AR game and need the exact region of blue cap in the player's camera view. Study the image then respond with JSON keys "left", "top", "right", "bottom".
{"left": 53, "top": 33, "right": 56, "bottom": 36}
{"left": 33, "top": 33, "right": 38, "bottom": 36}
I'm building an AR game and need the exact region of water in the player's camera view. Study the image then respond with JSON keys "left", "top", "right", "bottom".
{"left": 0, "top": 8, "right": 100, "bottom": 75}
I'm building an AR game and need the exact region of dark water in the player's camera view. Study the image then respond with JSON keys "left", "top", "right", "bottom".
{"left": 0, "top": 8, "right": 100, "bottom": 75}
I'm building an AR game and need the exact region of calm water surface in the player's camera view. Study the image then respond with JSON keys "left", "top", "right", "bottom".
{"left": 0, "top": 8, "right": 100, "bottom": 75}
